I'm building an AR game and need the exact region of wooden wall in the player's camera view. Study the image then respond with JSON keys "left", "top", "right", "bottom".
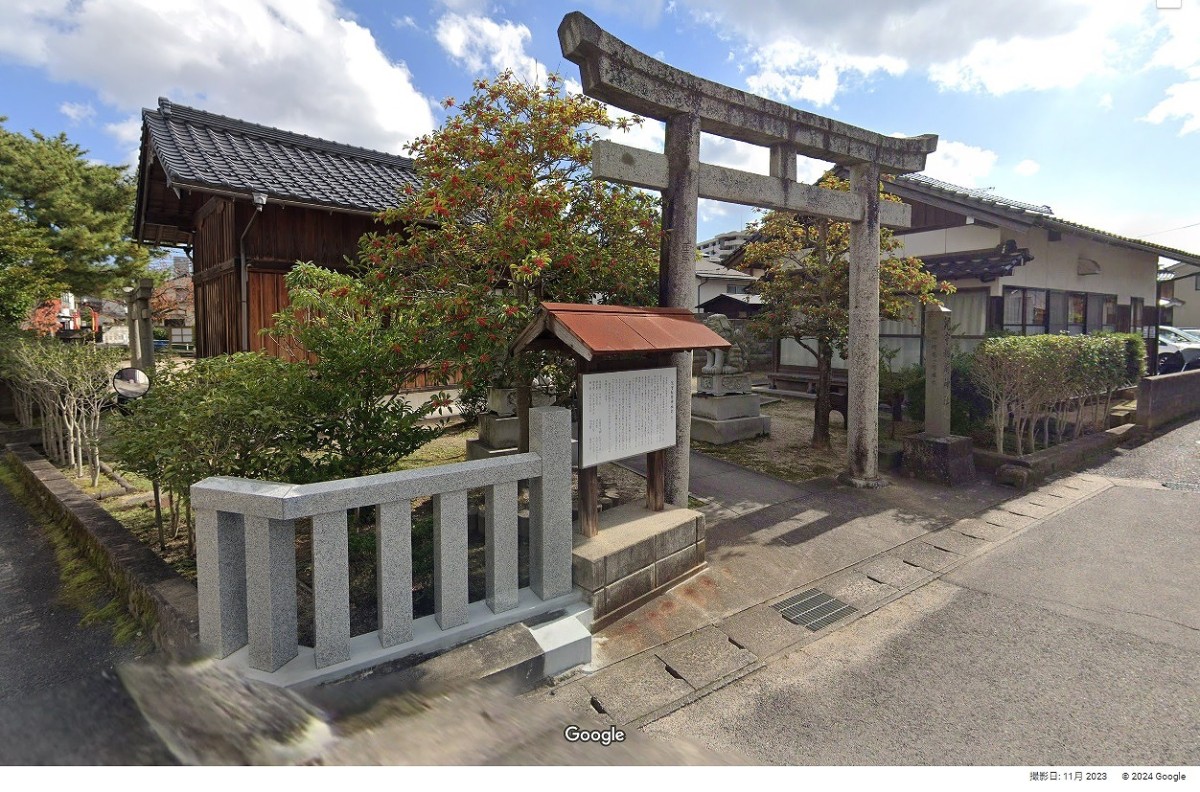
{"left": 248, "top": 269, "right": 311, "bottom": 362}
{"left": 192, "top": 198, "right": 241, "bottom": 356}
{"left": 245, "top": 204, "right": 376, "bottom": 269}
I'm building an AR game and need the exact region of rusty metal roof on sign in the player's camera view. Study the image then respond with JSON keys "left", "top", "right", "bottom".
{"left": 512, "top": 303, "right": 730, "bottom": 361}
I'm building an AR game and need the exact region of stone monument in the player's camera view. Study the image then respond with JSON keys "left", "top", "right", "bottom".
{"left": 901, "top": 304, "right": 977, "bottom": 485}
{"left": 691, "top": 314, "right": 770, "bottom": 444}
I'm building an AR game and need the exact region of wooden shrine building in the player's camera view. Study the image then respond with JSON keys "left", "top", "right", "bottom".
{"left": 132, "top": 98, "right": 419, "bottom": 358}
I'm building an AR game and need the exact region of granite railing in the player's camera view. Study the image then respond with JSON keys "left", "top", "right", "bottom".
{"left": 191, "top": 406, "right": 574, "bottom": 679}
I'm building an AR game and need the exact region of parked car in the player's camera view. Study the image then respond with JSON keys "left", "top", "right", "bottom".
{"left": 1156, "top": 326, "right": 1200, "bottom": 373}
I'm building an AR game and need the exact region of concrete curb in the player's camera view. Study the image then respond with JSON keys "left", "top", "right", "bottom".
{"left": 974, "top": 423, "right": 1138, "bottom": 488}
{"left": 3, "top": 443, "right": 200, "bottom": 657}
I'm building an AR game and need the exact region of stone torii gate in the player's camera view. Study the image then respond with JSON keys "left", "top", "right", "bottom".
{"left": 558, "top": 12, "right": 939, "bottom": 501}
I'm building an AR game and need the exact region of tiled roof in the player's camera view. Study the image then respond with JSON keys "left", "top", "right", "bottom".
{"left": 894, "top": 174, "right": 1200, "bottom": 267}
{"left": 142, "top": 98, "right": 421, "bottom": 214}
{"left": 695, "top": 257, "right": 756, "bottom": 280}
{"left": 920, "top": 243, "right": 1034, "bottom": 282}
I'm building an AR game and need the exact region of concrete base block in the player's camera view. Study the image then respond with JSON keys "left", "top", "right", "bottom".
{"left": 467, "top": 437, "right": 580, "bottom": 466}
{"left": 220, "top": 589, "right": 586, "bottom": 689}
{"left": 690, "top": 415, "right": 771, "bottom": 444}
{"left": 465, "top": 438, "right": 520, "bottom": 461}
{"left": 691, "top": 393, "right": 761, "bottom": 421}
{"left": 572, "top": 503, "right": 707, "bottom": 626}
{"left": 902, "top": 433, "right": 978, "bottom": 486}
{"left": 479, "top": 413, "right": 519, "bottom": 448}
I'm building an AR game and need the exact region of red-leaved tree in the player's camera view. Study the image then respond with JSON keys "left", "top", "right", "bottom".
{"left": 364, "top": 71, "right": 661, "bottom": 446}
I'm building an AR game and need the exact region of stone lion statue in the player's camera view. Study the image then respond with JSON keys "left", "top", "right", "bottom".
{"left": 701, "top": 313, "right": 746, "bottom": 374}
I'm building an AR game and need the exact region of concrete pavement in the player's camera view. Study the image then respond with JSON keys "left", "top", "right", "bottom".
{"left": 529, "top": 432, "right": 1200, "bottom": 765}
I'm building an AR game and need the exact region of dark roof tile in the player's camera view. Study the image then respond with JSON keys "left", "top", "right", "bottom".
{"left": 142, "top": 97, "right": 420, "bottom": 214}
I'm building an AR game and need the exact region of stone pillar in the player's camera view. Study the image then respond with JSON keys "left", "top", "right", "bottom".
{"left": 923, "top": 303, "right": 952, "bottom": 437}
{"left": 843, "top": 162, "right": 883, "bottom": 487}
{"left": 661, "top": 113, "right": 701, "bottom": 508}
{"left": 528, "top": 406, "right": 572, "bottom": 599}
{"left": 128, "top": 278, "right": 155, "bottom": 374}
{"left": 902, "top": 304, "right": 977, "bottom": 486}
{"left": 195, "top": 508, "right": 247, "bottom": 659}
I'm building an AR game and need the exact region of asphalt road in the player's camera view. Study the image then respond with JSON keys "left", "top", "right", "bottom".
{"left": 0, "top": 478, "right": 173, "bottom": 765}
{"left": 1081, "top": 415, "right": 1200, "bottom": 488}
{"left": 645, "top": 423, "right": 1200, "bottom": 765}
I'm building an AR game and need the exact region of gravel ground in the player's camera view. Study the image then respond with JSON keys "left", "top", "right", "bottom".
{"left": 694, "top": 395, "right": 920, "bottom": 484}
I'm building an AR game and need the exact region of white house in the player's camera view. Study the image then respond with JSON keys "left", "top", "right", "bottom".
{"left": 766, "top": 173, "right": 1200, "bottom": 378}
{"left": 694, "top": 256, "right": 757, "bottom": 310}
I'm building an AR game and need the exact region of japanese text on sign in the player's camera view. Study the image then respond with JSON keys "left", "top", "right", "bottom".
{"left": 580, "top": 367, "right": 676, "bottom": 467}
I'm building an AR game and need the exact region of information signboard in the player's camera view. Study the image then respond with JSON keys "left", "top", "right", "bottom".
{"left": 579, "top": 367, "right": 676, "bottom": 467}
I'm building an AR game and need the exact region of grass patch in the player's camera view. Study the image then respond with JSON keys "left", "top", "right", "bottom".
{"left": 0, "top": 459, "right": 151, "bottom": 651}
{"left": 692, "top": 397, "right": 923, "bottom": 485}
{"left": 390, "top": 424, "right": 476, "bottom": 471}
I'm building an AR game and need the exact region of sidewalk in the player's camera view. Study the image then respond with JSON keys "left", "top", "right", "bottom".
{"left": 531, "top": 452, "right": 1114, "bottom": 728}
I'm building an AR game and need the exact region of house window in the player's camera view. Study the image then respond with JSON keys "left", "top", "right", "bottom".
{"left": 1131, "top": 297, "right": 1144, "bottom": 335}
{"left": 1004, "top": 287, "right": 1049, "bottom": 334}
{"left": 1048, "top": 291, "right": 1067, "bottom": 335}
{"left": 1006, "top": 287, "right": 1117, "bottom": 335}
{"left": 1102, "top": 295, "right": 1117, "bottom": 332}
{"left": 1067, "top": 292, "right": 1086, "bottom": 335}
{"left": 726, "top": 284, "right": 744, "bottom": 294}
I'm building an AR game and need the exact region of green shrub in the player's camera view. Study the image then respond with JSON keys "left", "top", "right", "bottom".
{"left": 902, "top": 353, "right": 989, "bottom": 436}
{"left": 968, "top": 332, "right": 1143, "bottom": 454}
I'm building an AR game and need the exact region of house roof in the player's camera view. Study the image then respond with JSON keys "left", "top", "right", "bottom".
{"left": 134, "top": 98, "right": 421, "bottom": 245}
{"left": 695, "top": 257, "right": 756, "bottom": 281}
{"left": 512, "top": 302, "right": 730, "bottom": 361}
{"left": 920, "top": 242, "right": 1035, "bottom": 282}
{"left": 890, "top": 173, "right": 1200, "bottom": 268}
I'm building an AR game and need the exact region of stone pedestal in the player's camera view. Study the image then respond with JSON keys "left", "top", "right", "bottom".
{"left": 690, "top": 393, "right": 770, "bottom": 444}
{"left": 696, "top": 372, "right": 750, "bottom": 396}
{"left": 467, "top": 415, "right": 579, "bottom": 464}
{"left": 571, "top": 503, "right": 706, "bottom": 630}
{"left": 901, "top": 433, "right": 977, "bottom": 486}
{"left": 466, "top": 413, "right": 521, "bottom": 460}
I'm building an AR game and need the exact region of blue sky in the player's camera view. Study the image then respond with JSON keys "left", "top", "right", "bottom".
{"left": 1, "top": 0, "right": 1198, "bottom": 255}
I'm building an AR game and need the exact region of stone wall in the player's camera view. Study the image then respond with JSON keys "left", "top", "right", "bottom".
{"left": 3, "top": 444, "right": 200, "bottom": 655}
{"left": 572, "top": 503, "right": 706, "bottom": 630}
{"left": 1136, "top": 369, "right": 1200, "bottom": 432}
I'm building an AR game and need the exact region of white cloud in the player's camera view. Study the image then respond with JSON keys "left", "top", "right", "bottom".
{"left": 0, "top": 0, "right": 436, "bottom": 154}
{"left": 926, "top": 12, "right": 1127, "bottom": 95}
{"left": 684, "top": 0, "right": 1144, "bottom": 101}
{"left": 1143, "top": 71, "right": 1200, "bottom": 135}
{"left": 1142, "top": 4, "right": 1200, "bottom": 135}
{"left": 436, "top": 0, "right": 491, "bottom": 12}
{"left": 920, "top": 140, "right": 997, "bottom": 188}
{"left": 59, "top": 101, "right": 96, "bottom": 123}
{"left": 1098, "top": 93, "right": 1114, "bottom": 110}
{"left": 105, "top": 115, "right": 142, "bottom": 166}
{"left": 1014, "top": 159, "right": 1040, "bottom": 177}
{"left": 434, "top": 13, "right": 542, "bottom": 86}
{"left": 393, "top": 15, "right": 417, "bottom": 30}
{"left": 744, "top": 39, "right": 905, "bottom": 107}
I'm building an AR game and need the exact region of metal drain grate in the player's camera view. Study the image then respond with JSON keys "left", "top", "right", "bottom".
{"left": 772, "top": 588, "right": 857, "bottom": 631}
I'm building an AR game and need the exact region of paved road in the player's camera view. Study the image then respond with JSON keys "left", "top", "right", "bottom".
{"left": 643, "top": 424, "right": 1200, "bottom": 765}
{"left": 1081, "top": 415, "right": 1200, "bottom": 489}
{"left": 0, "top": 478, "right": 173, "bottom": 765}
